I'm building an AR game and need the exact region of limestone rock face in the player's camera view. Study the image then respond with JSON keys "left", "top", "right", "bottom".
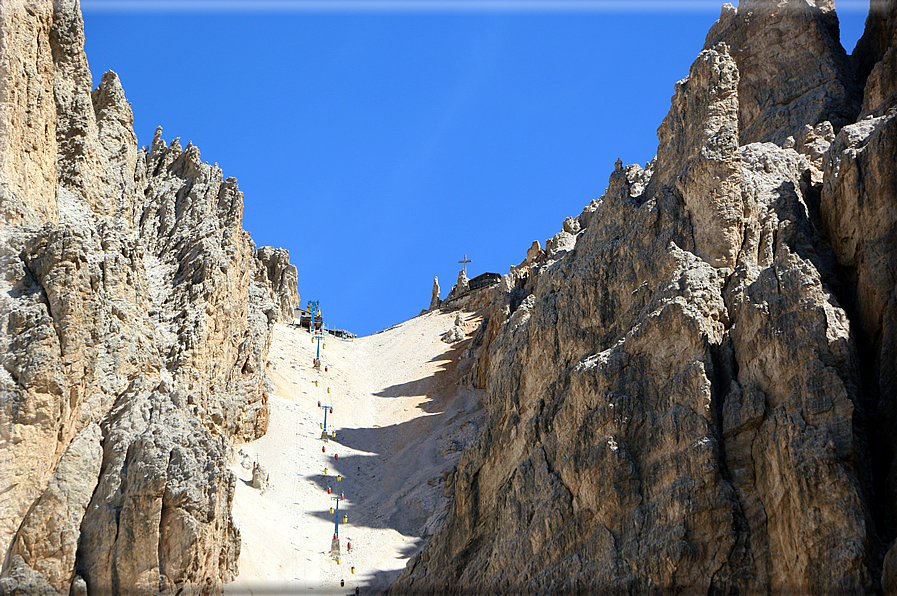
{"left": 545, "top": 230, "right": 576, "bottom": 258}
{"left": 445, "top": 268, "right": 470, "bottom": 303}
{"left": 0, "top": 0, "right": 58, "bottom": 226}
{"left": 510, "top": 240, "right": 545, "bottom": 276}
{"left": 794, "top": 120, "right": 837, "bottom": 183}
{"left": 76, "top": 380, "right": 239, "bottom": 595}
{"left": 390, "top": 3, "right": 897, "bottom": 593}
{"left": 138, "top": 129, "right": 276, "bottom": 443}
{"left": 255, "top": 245, "right": 300, "bottom": 322}
{"left": 1, "top": 214, "right": 164, "bottom": 580}
{"left": 654, "top": 43, "right": 742, "bottom": 269}
{"left": 51, "top": 0, "right": 124, "bottom": 222}
{"left": 0, "top": 0, "right": 296, "bottom": 592}
{"left": 724, "top": 142, "right": 869, "bottom": 593}
{"left": 5, "top": 424, "right": 101, "bottom": 594}
{"left": 704, "top": 0, "right": 857, "bottom": 145}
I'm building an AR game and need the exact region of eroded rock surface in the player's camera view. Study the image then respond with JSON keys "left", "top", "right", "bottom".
{"left": 0, "top": 1, "right": 297, "bottom": 593}
{"left": 391, "top": 2, "right": 896, "bottom": 593}
{"left": 430, "top": 276, "right": 441, "bottom": 311}
{"left": 256, "top": 245, "right": 300, "bottom": 322}
{"left": 654, "top": 42, "right": 742, "bottom": 268}
{"left": 704, "top": 0, "right": 858, "bottom": 145}
{"left": 854, "top": 0, "right": 897, "bottom": 116}
{"left": 4, "top": 0, "right": 897, "bottom": 593}
{"left": 76, "top": 380, "right": 239, "bottom": 594}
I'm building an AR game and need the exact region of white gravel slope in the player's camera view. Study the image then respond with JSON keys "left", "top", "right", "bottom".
{"left": 225, "top": 309, "right": 484, "bottom": 595}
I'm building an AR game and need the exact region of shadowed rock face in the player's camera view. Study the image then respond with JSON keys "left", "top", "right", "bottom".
{"left": 853, "top": 0, "right": 897, "bottom": 117}
{"left": 391, "top": 2, "right": 897, "bottom": 594}
{"left": 0, "top": 1, "right": 298, "bottom": 593}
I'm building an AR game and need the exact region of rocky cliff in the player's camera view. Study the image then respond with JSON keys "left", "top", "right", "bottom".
{"left": 392, "top": 0, "right": 897, "bottom": 593}
{"left": 0, "top": 0, "right": 298, "bottom": 593}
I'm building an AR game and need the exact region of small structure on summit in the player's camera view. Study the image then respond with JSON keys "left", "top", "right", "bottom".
{"left": 468, "top": 272, "right": 501, "bottom": 291}
{"left": 458, "top": 254, "right": 472, "bottom": 274}
{"left": 442, "top": 254, "right": 501, "bottom": 304}
{"left": 297, "top": 300, "right": 323, "bottom": 330}
{"left": 444, "top": 255, "right": 471, "bottom": 302}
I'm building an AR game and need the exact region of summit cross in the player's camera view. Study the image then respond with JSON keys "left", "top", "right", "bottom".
{"left": 458, "top": 254, "right": 472, "bottom": 273}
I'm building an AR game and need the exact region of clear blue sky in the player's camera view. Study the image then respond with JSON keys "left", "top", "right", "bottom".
{"left": 81, "top": 1, "right": 869, "bottom": 336}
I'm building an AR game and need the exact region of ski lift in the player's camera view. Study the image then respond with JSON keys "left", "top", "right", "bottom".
{"left": 315, "top": 380, "right": 319, "bottom": 387}
{"left": 322, "top": 446, "right": 326, "bottom": 453}
{"left": 330, "top": 507, "right": 334, "bottom": 514}
{"left": 329, "top": 407, "right": 333, "bottom": 414}
{"left": 331, "top": 431, "right": 336, "bottom": 438}
{"left": 351, "top": 566, "right": 355, "bottom": 574}
{"left": 343, "top": 514, "right": 348, "bottom": 523}
{"left": 347, "top": 542, "right": 352, "bottom": 551}
{"left": 327, "top": 387, "right": 330, "bottom": 393}
{"left": 334, "top": 454, "right": 339, "bottom": 461}
{"left": 324, "top": 467, "right": 328, "bottom": 475}
{"left": 337, "top": 474, "right": 342, "bottom": 482}
{"left": 341, "top": 579, "right": 344, "bottom": 587}
{"left": 327, "top": 486, "right": 331, "bottom": 494}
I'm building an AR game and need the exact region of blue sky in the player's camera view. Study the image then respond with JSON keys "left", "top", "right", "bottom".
{"left": 82, "top": 1, "right": 869, "bottom": 336}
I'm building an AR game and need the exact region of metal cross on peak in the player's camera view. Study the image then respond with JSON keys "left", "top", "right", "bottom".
{"left": 458, "top": 254, "right": 472, "bottom": 273}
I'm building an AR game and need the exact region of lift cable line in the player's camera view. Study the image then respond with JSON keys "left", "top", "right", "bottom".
{"left": 318, "top": 401, "right": 335, "bottom": 440}
{"left": 330, "top": 493, "right": 346, "bottom": 559}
